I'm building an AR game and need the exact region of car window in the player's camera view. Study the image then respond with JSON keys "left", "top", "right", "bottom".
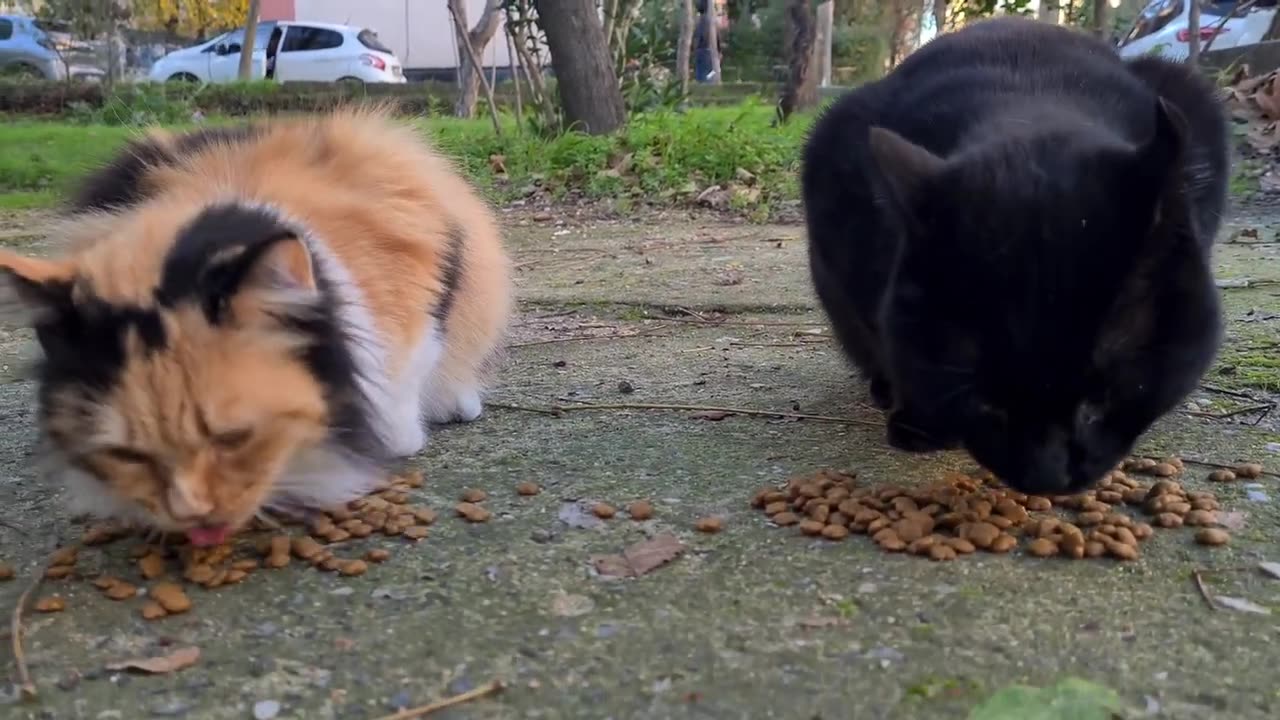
{"left": 357, "top": 29, "right": 392, "bottom": 53}
{"left": 281, "top": 26, "right": 344, "bottom": 52}
{"left": 0, "top": 18, "right": 13, "bottom": 41}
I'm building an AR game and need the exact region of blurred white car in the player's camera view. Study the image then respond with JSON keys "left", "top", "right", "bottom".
{"left": 148, "top": 21, "right": 405, "bottom": 84}
{"left": 1116, "top": 0, "right": 1279, "bottom": 61}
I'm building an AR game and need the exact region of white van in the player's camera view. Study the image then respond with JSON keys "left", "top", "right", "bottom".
{"left": 1116, "top": 0, "right": 1278, "bottom": 61}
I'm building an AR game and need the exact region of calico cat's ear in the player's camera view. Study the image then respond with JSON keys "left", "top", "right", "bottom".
{"left": 0, "top": 249, "right": 74, "bottom": 326}
{"left": 239, "top": 235, "right": 316, "bottom": 294}
{"left": 866, "top": 126, "right": 945, "bottom": 216}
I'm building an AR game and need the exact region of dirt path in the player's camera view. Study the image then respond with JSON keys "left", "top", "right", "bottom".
{"left": 1, "top": 206, "right": 1278, "bottom": 719}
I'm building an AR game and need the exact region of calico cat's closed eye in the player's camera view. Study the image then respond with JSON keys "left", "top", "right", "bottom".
{"left": 104, "top": 447, "right": 154, "bottom": 465}
{"left": 211, "top": 428, "right": 253, "bottom": 450}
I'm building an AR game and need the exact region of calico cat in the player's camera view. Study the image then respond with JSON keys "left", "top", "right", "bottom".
{"left": 0, "top": 107, "right": 513, "bottom": 545}
{"left": 801, "top": 17, "right": 1228, "bottom": 495}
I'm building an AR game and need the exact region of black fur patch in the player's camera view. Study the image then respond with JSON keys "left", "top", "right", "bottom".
{"left": 68, "top": 125, "right": 260, "bottom": 213}
{"left": 431, "top": 223, "right": 466, "bottom": 330}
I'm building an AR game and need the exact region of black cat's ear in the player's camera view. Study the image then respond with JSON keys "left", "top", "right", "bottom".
{"left": 0, "top": 250, "right": 74, "bottom": 326}
{"left": 1131, "top": 97, "right": 1187, "bottom": 190}
{"left": 866, "top": 126, "right": 945, "bottom": 216}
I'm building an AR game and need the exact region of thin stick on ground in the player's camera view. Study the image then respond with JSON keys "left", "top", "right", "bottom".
{"left": 661, "top": 316, "right": 827, "bottom": 328}
{"left": 1192, "top": 569, "right": 1218, "bottom": 610}
{"left": 491, "top": 399, "right": 885, "bottom": 427}
{"left": 372, "top": 679, "right": 504, "bottom": 719}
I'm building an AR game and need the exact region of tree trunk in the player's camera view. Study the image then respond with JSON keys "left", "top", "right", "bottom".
{"left": 676, "top": 0, "right": 694, "bottom": 96}
{"left": 1187, "top": 0, "right": 1203, "bottom": 65}
{"left": 1036, "top": 0, "right": 1056, "bottom": 24}
{"left": 814, "top": 1, "right": 833, "bottom": 87}
{"left": 450, "top": 0, "right": 505, "bottom": 119}
{"left": 703, "top": 1, "right": 722, "bottom": 83}
{"left": 933, "top": 0, "right": 947, "bottom": 34}
{"left": 777, "top": 0, "right": 817, "bottom": 123}
{"left": 535, "top": 0, "right": 626, "bottom": 135}
{"left": 1091, "top": 0, "right": 1109, "bottom": 38}
{"left": 239, "top": 0, "right": 261, "bottom": 80}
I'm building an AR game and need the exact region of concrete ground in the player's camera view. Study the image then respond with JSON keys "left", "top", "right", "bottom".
{"left": 1, "top": 202, "right": 1279, "bottom": 720}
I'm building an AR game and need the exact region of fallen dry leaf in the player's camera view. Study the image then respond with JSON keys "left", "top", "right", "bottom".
{"left": 1216, "top": 596, "right": 1271, "bottom": 615}
{"left": 796, "top": 614, "right": 849, "bottom": 629}
{"left": 591, "top": 533, "right": 686, "bottom": 578}
{"left": 1218, "top": 511, "right": 1248, "bottom": 531}
{"left": 690, "top": 410, "right": 732, "bottom": 421}
{"left": 1259, "top": 562, "right": 1280, "bottom": 580}
{"left": 106, "top": 646, "right": 201, "bottom": 675}
{"left": 550, "top": 592, "right": 595, "bottom": 617}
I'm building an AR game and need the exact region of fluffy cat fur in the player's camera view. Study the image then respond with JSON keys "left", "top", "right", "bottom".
{"left": 0, "top": 107, "right": 513, "bottom": 541}
{"left": 801, "top": 18, "right": 1228, "bottom": 494}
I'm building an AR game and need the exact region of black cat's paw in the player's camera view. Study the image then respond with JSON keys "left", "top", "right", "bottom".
{"left": 886, "top": 410, "right": 948, "bottom": 453}
{"left": 869, "top": 375, "right": 894, "bottom": 410}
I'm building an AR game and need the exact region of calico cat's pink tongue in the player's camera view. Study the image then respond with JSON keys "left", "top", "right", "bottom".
{"left": 187, "top": 524, "right": 230, "bottom": 547}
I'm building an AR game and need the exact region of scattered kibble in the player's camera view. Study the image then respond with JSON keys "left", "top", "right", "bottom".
{"left": 456, "top": 502, "right": 492, "bottom": 523}
{"left": 140, "top": 601, "right": 168, "bottom": 620}
{"left": 627, "top": 501, "right": 654, "bottom": 520}
{"left": 365, "top": 548, "right": 391, "bottom": 563}
{"left": 402, "top": 525, "right": 430, "bottom": 541}
{"left": 1208, "top": 469, "right": 1236, "bottom": 483}
{"left": 150, "top": 582, "right": 192, "bottom": 613}
{"left": 592, "top": 502, "right": 617, "bottom": 520}
{"left": 338, "top": 559, "right": 368, "bottom": 576}
{"left": 44, "top": 565, "right": 73, "bottom": 580}
{"left": 1196, "top": 528, "right": 1230, "bottom": 546}
{"left": 104, "top": 581, "right": 138, "bottom": 601}
{"left": 138, "top": 553, "right": 166, "bottom": 580}
{"left": 0, "top": 563, "right": 13, "bottom": 581}
{"left": 461, "top": 488, "right": 488, "bottom": 503}
{"left": 516, "top": 482, "right": 541, "bottom": 496}
{"left": 49, "top": 546, "right": 78, "bottom": 567}
{"left": 34, "top": 596, "right": 66, "bottom": 613}
{"left": 695, "top": 516, "right": 723, "bottom": 533}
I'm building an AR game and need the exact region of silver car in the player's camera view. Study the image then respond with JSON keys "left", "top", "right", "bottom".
{"left": 0, "top": 14, "right": 68, "bottom": 79}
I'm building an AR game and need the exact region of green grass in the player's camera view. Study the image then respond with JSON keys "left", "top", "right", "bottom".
{"left": 0, "top": 101, "right": 815, "bottom": 217}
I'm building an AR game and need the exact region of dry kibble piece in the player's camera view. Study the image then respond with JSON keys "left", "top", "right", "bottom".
{"left": 1083, "top": 540, "right": 1106, "bottom": 558}
{"left": 591, "top": 503, "right": 616, "bottom": 519}
{"left": 516, "top": 481, "right": 541, "bottom": 497}
{"left": 461, "top": 488, "right": 488, "bottom": 503}
{"left": 989, "top": 534, "right": 1018, "bottom": 553}
{"left": 292, "top": 536, "right": 324, "bottom": 560}
{"left": 1196, "top": 528, "right": 1230, "bottom": 546}
{"left": 879, "top": 536, "right": 907, "bottom": 552}
{"left": 140, "top": 601, "right": 168, "bottom": 620}
{"left": 49, "top": 547, "right": 78, "bottom": 567}
{"left": 1106, "top": 540, "right": 1139, "bottom": 561}
{"left": 799, "top": 519, "right": 825, "bottom": 536}
{"left": 945, "top": 537, "right": 976, "bottom": 554}
{"left": 184, "top": 563, "right": 216, "bottom": 584}
{"left": 908, "top": 535, "right": 939, "bottom": 555}
{"left": 1077, "top": 511, "right": 1105, "bottom": 526}
{"left": 1096, "top": 490, "right": 1124, "bottom": 505}
{"left": 34, "top": 596, "right": 65, "bottom": 613}
{"left": 232, "top": 559, "right": 259, "bottom": 572}
{"left": 149, "top": 579, "right": 190, "bottom": 607}
{"left": 1151, "top": 462, "right": 1177, "bottom": 477}
{"left": 821, "top": 524, "right": 849, "bottom": 541}
{"left": 1024, "top": 496, "right": 1052, "bottom": 512}
{"left": 44, "top": 565, "right": 73, "bottom": 580}
{"left": 105, "top": 581, "right": 138, "bottom": 600}
{"left": 381, "top": 520, "right": 406, "bottom": 536}
{"left": 138, "top": 553, "right": 166, "bottom": 580}
{"left": 399, "top": 470, "right": 426, "bottom": 488}
{"left": 1132, "top": 522, "right": 1154, "bottom": 540}
{"left": 963, "top": 522, "right": 1001, "bottom": 549}
{"left": 1060, "top": 535, "right": 1085, "bottom": 559}
{"left": 0, "top": 564, "right": 15, "bottom": 581}
{"left": 695, "top": 516, "right": 723, "bottom": 533}
{"left": 339, "top": 560, "right": 368, "bottom": 576}
{"left": 1191, "top": 498, "right": 1220, "bottom": 512}
{"left": 1208, "top": 469, "right": 1236, "bottom": 483}
{"left": 764, "top": 501, "right": 789, "bottom": 516}
{"left": 772, "top": 512, "right": 799, "bottom": 526}
{"left": 1235, "top": 463, "right": 1263, "bottom": 479}
{"left": 381, "top": 490, "right": 409, "bottom": 504}
{"left": 362, "top": 510, "right": 389, "bottom": 530}
{"left": 346, "top": 522, "right": 374, "bottom": 539}
{"left": 403, "top": 525, "right": 430, "bottom": 541}
{"left": 456, "top": 502, "right": 493, "bottom": 523}
{"left": 320, "top": 556, "right": 343, "bottom": 572}
{"left": 1164, "top": 501, "right": 1192, "bottom": 516}
{"left": 1155, "top": 513, "right": 1183, "bottom": 528}
{"left": 928, "top": 544, "right": 957, "bottom": 561}
{"left": 81, "top": 523, "right": 123, "bottom": 546}
{"left": 1027, "top": 538, "right": 1059, "bottom": 558}
{"left": 1185, "top": 509, "right": 1218, "bottom": 527}
{"left": 309, "top": 515, "right": 336, "bottom": 536}
{"left": 365, "top": 548, "right": 391, "bottom": 563}
{"left": 1113, "top": 527, "right": 1139, "bottom": 547}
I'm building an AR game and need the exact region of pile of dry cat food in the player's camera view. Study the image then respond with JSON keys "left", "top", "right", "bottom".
{"left": 750, "top": 456, "right": 1260, "bottom": 561}
{"left": 3, "top": 471, "right": 486, "bottom": 619}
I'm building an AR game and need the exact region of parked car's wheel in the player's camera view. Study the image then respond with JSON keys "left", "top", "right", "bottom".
{"left": 1, "top": 63, "right": 44, "bottom": 79}
{"left": 167, "top": 72, "right": 200, "bottom": 83}
{"left": 337, "top": 76, "right": 365, "bottom": 87}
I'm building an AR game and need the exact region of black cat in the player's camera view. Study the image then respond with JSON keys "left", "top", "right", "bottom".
{"left": 800, "top": 17, "right": 1228, "bottom": 495}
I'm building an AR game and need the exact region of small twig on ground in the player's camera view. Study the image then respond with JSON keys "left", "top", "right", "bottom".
{"left": 506, "top": 324, "right": 670, "bottom": 349}
{"left": 662, "top": 316, "right": 826, "bottom": 328}
{"left": 1192, "top": 569, "right": 1218, "bottom": 610}
{"left": 1199, "top": 384, "right": 1261, "bottom": 401}
{"left": 492, "top": 398, "right": 885, "bottom": 427}
{"left": 372, "top": 679, "right": 505, "bottom": 719}
{"left": 1183, "top": 402, "right": 1274, "bottom": 422}
{"left": 485, "top": 401, "right": 565, "bottom": 417}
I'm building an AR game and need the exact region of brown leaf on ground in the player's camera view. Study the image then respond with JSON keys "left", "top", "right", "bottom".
{"left": 488, "top": 154, "right": 507, "bottom": 174}
{"left": 106, "top": 646, "right": 200, "bottom": 675}
{"left": 1255, "top": 76, "right": 1280, "bottom": 120}
{"left": 591, "top": 533, "right": 686, "bottom": 577}
{"left": 690, "top": 410, "right": 732, "bottom": 421}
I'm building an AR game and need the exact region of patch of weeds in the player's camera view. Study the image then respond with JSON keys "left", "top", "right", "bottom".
{"left": 906, "top": 675, "right": 981, "bottom": 702}
{"left": 1228, "top": 157, "right": 1259, "bottom": 197}
{"left": 834, "top": 598, "right": 859, "bottom": 618}
{"left": 968, "top": 677, "right": 1126, "bottom": 720}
